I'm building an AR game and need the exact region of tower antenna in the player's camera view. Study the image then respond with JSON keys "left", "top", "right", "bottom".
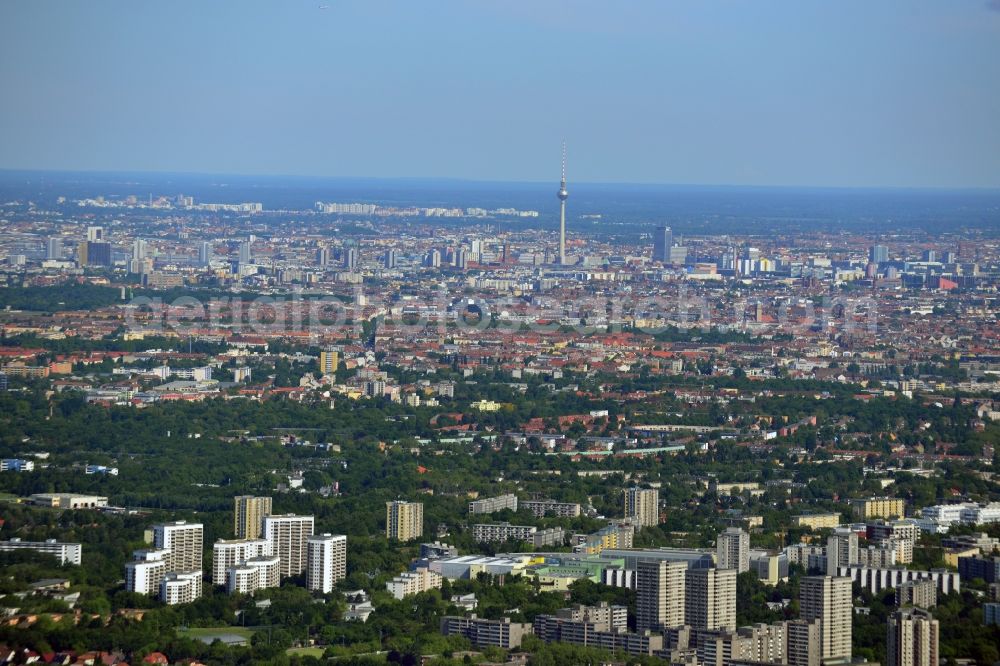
{"left": 557, "top": 141, "right": 569, "bottom": 265}
{"left": 561, "top": 140, "right": 567, "bottom": 187}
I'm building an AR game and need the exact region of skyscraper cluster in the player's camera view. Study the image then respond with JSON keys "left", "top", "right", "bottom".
{"left": 125, "top": 520, "right": 203, "bottom": 605}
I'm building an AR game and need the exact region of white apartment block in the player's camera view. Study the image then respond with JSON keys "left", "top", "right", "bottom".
{"left": 228, "top": 565, "right": 260, "bottom": 595}
{"left": 468, "top": 493, "right": 519, "bottom": 514}
{"left": 226, "top": 555, "right": 281, "bottom": 595}
{"left": 921, "top": 503, "right": 975, "bottom": 523}
{"left": 386, "top": 566, "right": 443, "bottom": 600}
{"left": 161, "top": 570, "right": 203, "bottom": 605}
{"left": 785, "top": 544, "right": 826, "bottom": 567}
{"left": 0, "top": 538, "right": 82, "bottom": 565}
{"left": 867, "top": 520, "right": 918, "bottom": 563}
{"left": 826, "top": 527, "right": 859, "bottom": 575}
{"left": 125, "top": 549, "right": 169, "bottom": 596}
{"left": 521, "top": 500, "right": 582, "bottom": 518}
{"left": 306, "top": 533, "right": 347, "bottom": 593}
{"left": 869, "top": 520, "right": 921, "bottom": 544}
{"left": 212, "top": 538, "right": 271, "bottom": 585}
{"left": 858, "top": 545, "right": 898, "bottom": 569}
{"left": 837, "top": 565, "right": 961, "bottom": 595}
{"left": 915, "top": 503, "right": 976, "bottom": 533}
{"left": 153, "top": 521, "right": 204, "bottom": 573}
{"left": 263, "top": 514, "right": 314, "bottom": 578}
{"left": 960, "top": 503, "right": 1000, "bottom": 526}
{"left": 717, "top": 527, "right": 750, "bottom": 573}
{"left": 472, "top": 523, "right": 536, "bottom": 543}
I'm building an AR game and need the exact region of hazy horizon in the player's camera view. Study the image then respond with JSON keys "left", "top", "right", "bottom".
{"left": 3, "top": 167, "right": 1000, "bottom": 194}
{"left": 2, "top": 1, "right": 999, "bottom": 189}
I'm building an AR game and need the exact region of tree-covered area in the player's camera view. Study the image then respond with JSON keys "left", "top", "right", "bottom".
{"left": 1, "top": 358, "right": 999, "bottom": 663}
{"left": 0, "top": 282, "right": 122, "bottom": 312}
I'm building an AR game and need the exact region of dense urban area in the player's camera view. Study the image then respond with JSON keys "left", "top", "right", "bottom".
{"left": 0, "top": 179, "right": 999, "bottom": 666}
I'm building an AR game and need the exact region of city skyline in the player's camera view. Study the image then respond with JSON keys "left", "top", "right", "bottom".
{"left": 2, "top": 3, "right": 1000, "bottom": 665}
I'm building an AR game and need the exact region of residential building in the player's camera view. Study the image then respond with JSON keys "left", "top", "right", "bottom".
{"left": 786, "top": 619, "right": 822, "bottom": 666}
{"left": 717, "top": 527, "right": 750, "bottom": 573}
{"left": 868, "top": 520, "right": 918, "bottom": 564}
{"left": 534, "top": 604, "right": 662, "bottom": 656}
{"left": 636, "top": 558, "right": 686, "bottom": 632}
{"left": 800, "top": 575, "right": 852, "bottom": 661}
{"left": 472, "top": 523, "right": 535, "bottom": 543}
{"left": 574, "top": 522, "right": 634, "bottom": 555}
{"left": 699, "top": 629, "right": 749, "bottom": 666}
{"left": 0, "top": 458, "right": 34, "bottom": 472}
{"left": 852, "top": 497, "right": 905, "bottom": 520}
{"left": 262, "top": 514, "right": 315, "bottom": 578}
{"left": 161, "top": 571, "right": 202, "bottom": 605}
{"left": 859, "top": 545, "right": 898, "bottom": 569}
{"left": 887, "top": 608, "right": 939, "bottom": 666}
{"left": 957, "top": 555, "right": 1000, "bottom": 583}
{"left": 306, "top": 533, "right": 347, "bottom": 593}
{"left": 0, "top": 538, "right": 82, "bottom": 565}
{"left": 895, "top": 580, "right": 937, "bottom": 609}
{"left": 839, "top": 565, "right": 960, "bottom": 595}
{"left": 739, "top": 622, "right": 786, "bottom": 665}
{"left": 226, "top": 555, "right": 280, "bottom": 594}
{"left": 234, "top": 495, "right": 272, "bottom": 539}
{"left": 227, "top": 564, "right": 261, "bottom": 595}
{"left": 387, "top": 566, "right": 442, "bottom": 599}
{"left": 750, "top": 552, "right": 788, "bottom": 585}
{"left": 468, "top": 493, "right": 518, "bottom": 514}
{"left": 440, "top": 616, "right": 532, "bottom": 649}
{"left": 623, "top": 487, "right": 659, "bottom": 528}
{"left": 685, "top": 567, "right": 737, "bottom": 631}
{"left": 125, "top": 549, "right": 169, "bottom": 596}
{"left": 319, "top": 350, "right": 339, "bottom": 375}
{"left": 521, "top": 499, "right": 582, "bottom": 518}
{"left": 793, "top": 513, "right": 841, "bottom": 530}
{"left": 153, "top": 521, "right": 203, "bottom": 573}
{"left": 530, "top": 527, "right": 566, "bottom": 548}
{"left": 386, "top": 501, "right": 423, "bottom": 541}
{"left": 212, "top": 538, "right": 271, "bottom": 586}
{"left": 827, "top": 527, "right": 859, "bottom": 575}
{"left": 785, "top": 543, "right": 827, "bottom": 569}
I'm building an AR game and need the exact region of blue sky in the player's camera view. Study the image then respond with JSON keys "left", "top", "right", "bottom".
{"left": 1, "top": 0, "right": 999, "bottom": 188}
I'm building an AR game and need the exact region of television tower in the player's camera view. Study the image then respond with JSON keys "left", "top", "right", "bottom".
{"left": 557, "top": 141, "right": 569, "bottom": 265}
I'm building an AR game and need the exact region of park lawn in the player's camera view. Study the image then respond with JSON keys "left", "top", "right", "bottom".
{"left": 177, "top": 626, "right": 256, "bottom": 640}
{"left": 286, "top": 647, "right": 327, "bottom": 658}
